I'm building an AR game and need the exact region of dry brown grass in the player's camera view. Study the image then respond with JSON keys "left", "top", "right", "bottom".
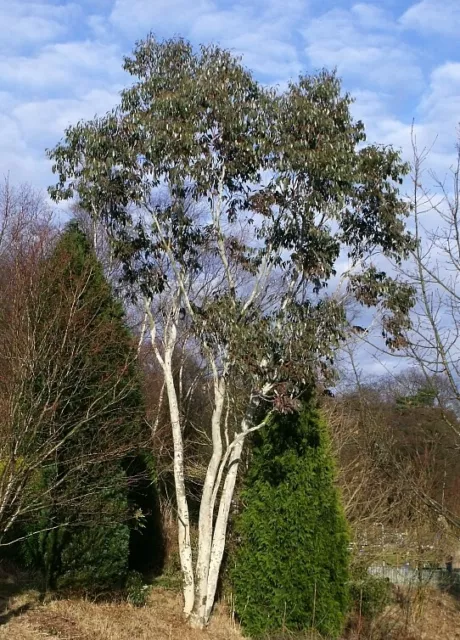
{"left": 2, "top": 570, "right": 460, "bottom": 640}
{"left": 0, "top": 588, "right": 242, "bottom": 640}
{"left": 390, "top": 588, "right": 460, "bottom": 640}
{"left": 345, "top": 587, "right": 460, "bottom": 640}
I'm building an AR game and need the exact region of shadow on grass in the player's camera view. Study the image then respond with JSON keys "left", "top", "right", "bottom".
{"left": 0, "top": 601, "right": 33, "bottom": 625}
{"left": 0, "top": 559, "right": 41, "bottom": 626}
{"left": 438, "top": 571, "right": 460, "bottom": 607}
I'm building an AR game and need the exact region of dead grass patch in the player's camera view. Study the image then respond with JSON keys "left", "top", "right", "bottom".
{"left": 346, "top": 587, "right": 460, "bottom": 640}
{"left": 0, "top": 588, "right": 241, "bottom": 640}
{"left": 2, "top": 578, "right": 460, "bottom": 639}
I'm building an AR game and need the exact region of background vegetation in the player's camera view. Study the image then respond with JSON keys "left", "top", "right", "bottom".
{"left": 0, "top": 33, "right": 459, "bottom": 640}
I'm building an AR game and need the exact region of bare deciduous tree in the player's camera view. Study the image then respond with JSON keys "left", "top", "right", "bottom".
{"left": 388, "top": 133, "right": 460, "bottom": 432}
{"left": 0, "top": 184, "right": 144, "bottom": 543}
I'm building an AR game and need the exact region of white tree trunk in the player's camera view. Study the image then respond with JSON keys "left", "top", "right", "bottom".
{"left": 162, "top": 327, "right": 195, "bottom": 616}
{"left": 192, "top": 376, "right": 226, "bottom": 626}
{"left": 146, "top": 295, "right": 196, "bottom": 615}
{"left": 147, "top": 289, "right": 269, "bottom": 626}
{"left": 190, "top": 395, "right": 268, "bottom": 627}
{"left": 204, "top": 418, "right": 248, "bottom": 624}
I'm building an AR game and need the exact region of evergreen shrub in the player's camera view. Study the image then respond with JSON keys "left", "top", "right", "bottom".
{"left": 232, "top": 399, "right": 350, "bottom": 639}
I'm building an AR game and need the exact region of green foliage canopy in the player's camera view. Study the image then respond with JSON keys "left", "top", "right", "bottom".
{"left": 48, "top": 36, "right": 415, "bottom": 399}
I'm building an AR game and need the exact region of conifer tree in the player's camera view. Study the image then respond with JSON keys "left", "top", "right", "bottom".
{"left": 232, "top": 397, "right": 349, "bottom": 639}
{"left": 22, "top": 222, "right": 146, "bottom": 590}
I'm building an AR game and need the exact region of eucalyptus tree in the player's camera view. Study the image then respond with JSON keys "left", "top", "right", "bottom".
{"left": 48, "top": 35, "right": 414, "bottom": 626}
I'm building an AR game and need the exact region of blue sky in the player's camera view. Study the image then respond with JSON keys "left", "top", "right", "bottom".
{"left": 2, "top": 0, "right": 459, "bottom": 379}
{"left": 1, "top": 0, "right": 460, "bottom": 192}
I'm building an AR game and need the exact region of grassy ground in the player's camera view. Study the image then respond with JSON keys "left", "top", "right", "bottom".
{"left": 0, "top": 587, "right": 241, "bottom": 640}
{"left": 2, "top": 563, "right": 460, "bottom": 639}
{"left": 0, "top": 560, "right": 240, "bottom": 640}
{"left": 345, "top": 585, "right": 460, "bottom": 640}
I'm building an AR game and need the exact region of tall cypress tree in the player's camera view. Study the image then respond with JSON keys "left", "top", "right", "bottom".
{"left": 21, "top": 222, "right": 146, "bottom": 590}
{"left": 231, "top": 397, "right": 349, "bottom": 639}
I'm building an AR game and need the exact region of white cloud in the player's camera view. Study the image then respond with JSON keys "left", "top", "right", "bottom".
{"left": 190, "top": 17, "right": 301, "bottom": 80}
{"left": 110, "top": 0, "right": 303, "bottom": 81}
{"left": 346, "top": 95, "right": 458, "bottom": 208}
{"left": 303, "top": 7, "right": 423, "bottom": 92}
{"left": 0, "top": 87, "right": 122, "bottom": 190}
{"left": 0, "top": 41, "right": 123, "bottom": 92}
{"left": 88, "top": 14, "right": 112, "bottom": 40}
{"left": 0, "top": 113, "right": 27, "bottom": 155}
{"left": 400, "top": 0, "right": 460, "bottom": 36}
{"left": 0, "top": 91, "right": 17, "bottom": 112}
{"left": 0, "top": 111, "right": 50, "bottom": 187}
{"left": 12, "top": 89, "right": 121, "bottom": 142}
{"left": 110, "top": 0, "right": 214, "bottom": 36}
{"left": 349, "top": 86, "right": 456, "bottom": 180}
{"left": 0, "top": 2, "right": 80, "bottom": 53}
{"left": 351, "top": 3, "right": 393, "bottom": 30}
{"left": 404, "top": 62, "right": 460, "bottom": 174}
{"left": 351, "top": 90, "right": 413, "bottom": 155}
{"left": 419, "top": 63, "right": 460, "bottom": 126}
{"left": 229, "top": 35, "right": 300, "bottom": 81}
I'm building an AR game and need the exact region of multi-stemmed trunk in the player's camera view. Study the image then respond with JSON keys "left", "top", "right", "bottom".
{"left": 163, "top": 356, "right": 249, "bottom": 627}
{"left": 149, "top": 304, "right": 254, "bottom": 627}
